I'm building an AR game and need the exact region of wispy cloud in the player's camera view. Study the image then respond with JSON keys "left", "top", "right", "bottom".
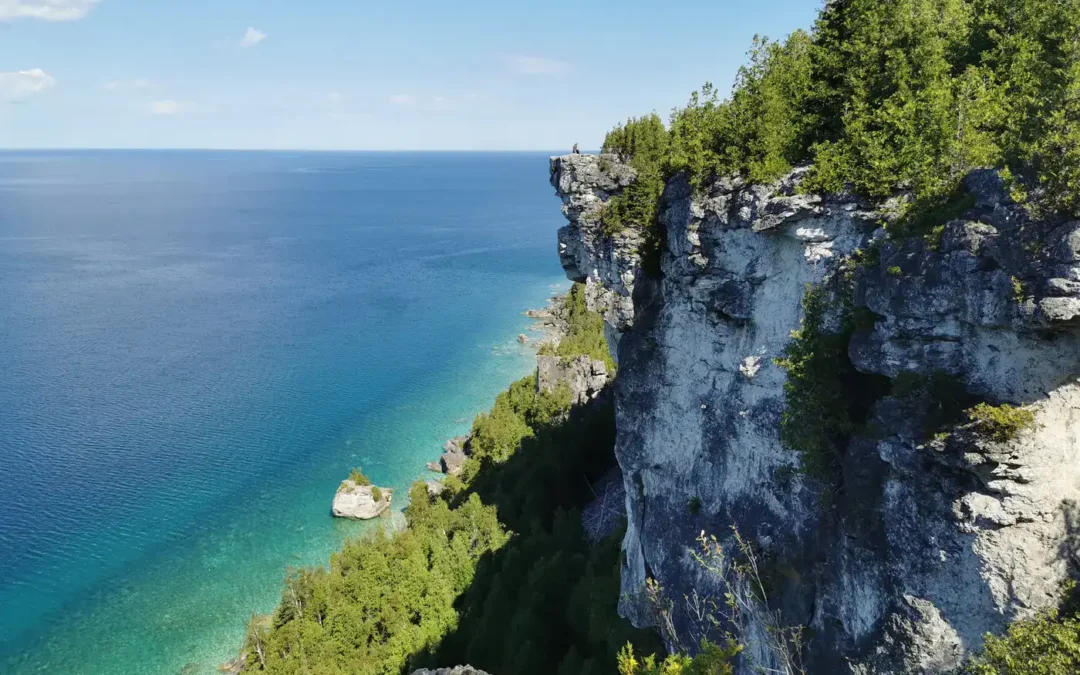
{"left": 0, "top": 0, "right": 99, "bottom": 22}
{"left": 506, "top": 55, "right": 569, "bottom": 76}
{"left": 240, "top": 27, "right": 266, "bottom": 48}
{"left": 104, "top": 78, "right": 152, "bottom": 91}
{"left": 388, "top": 94, "right": 414, "bottom": 105}
{"left": 0, "top": 68, "right": 56, "bottom": 101}
{"left": 148, "top": 100, "right": 191, "bottom": 116}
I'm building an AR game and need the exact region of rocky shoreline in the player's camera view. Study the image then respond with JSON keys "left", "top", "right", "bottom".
{"left": 422, "top": 290, "right": 573, "bottom": 483}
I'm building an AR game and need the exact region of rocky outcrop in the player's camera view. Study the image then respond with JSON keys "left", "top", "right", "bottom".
{"left": 427, "top": 435, "right": 470, "bottom": 476}
{"left": 410, "top": 667, "right": 490, "bottom": 675}
{"left": 537, "top": 354, "right": 608, "bottom": 406}
{"left": 331, "top": 481, "right": 393, "bottom": 519}
{"left": 551, "top": 155, "right": 1080, "bottom": 673}
{"left": 550, "top": 154, "right": 641, "bottom": 346}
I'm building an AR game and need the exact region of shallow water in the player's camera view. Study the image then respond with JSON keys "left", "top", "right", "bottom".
{"left": 0, "top": 150, "right": 566, "bottom": 674}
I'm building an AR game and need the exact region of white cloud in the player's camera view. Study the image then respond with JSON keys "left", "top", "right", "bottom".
{"left": 506, "top": 55, "right": 569, "bottom": 76}
{"left": 148, "top": 100, "right": 190, "bottom": 116}
{"left": 388, "top": 94, "right": 414, "bottom": 105}
{"left": 0, "top": 0, "right": 99, "bottom": 21}
{"left": 241, "top": 27, "right": 266, "bottom": 48}
{"left": 0, "top": 68, "right": 56, "bottom": 101}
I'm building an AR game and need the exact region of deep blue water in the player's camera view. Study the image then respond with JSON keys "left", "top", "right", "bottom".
{"left": 0, "top": 151, "right": 567, "bottom": 674}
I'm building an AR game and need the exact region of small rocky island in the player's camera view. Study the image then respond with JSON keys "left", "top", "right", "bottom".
{"left": 331, "top": 467, "right": 392, "bottom": 520}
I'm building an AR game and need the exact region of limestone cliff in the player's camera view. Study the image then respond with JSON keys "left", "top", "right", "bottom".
{"left": 550, "top": 153, "right": 1080, "bottom": 673}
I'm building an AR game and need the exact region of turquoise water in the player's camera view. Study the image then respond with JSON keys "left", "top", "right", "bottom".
{"left": 0, "top": 151, "right": 567, "bottom": 674}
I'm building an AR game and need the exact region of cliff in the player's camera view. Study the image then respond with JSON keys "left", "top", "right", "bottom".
{"left": 550, "top": 153, "right": 1080, "bottom": 673}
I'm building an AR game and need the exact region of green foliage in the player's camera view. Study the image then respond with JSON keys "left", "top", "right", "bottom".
{"left": 966, "top": 610, "right": 1080, "bottom": 674}
{"left": 616, "top": 639, "right": 741, "bottom": 675}
{"left": 248, "top": 296, "right": 657, "bottom": 675}
{"left": 1012, "top": 276, "right": 1026, "bottom": 303}
{"left": 889, "top": 187, "right": 978, "bottom": 241}
{"left": 688, "top": 496, "right": 702, "bottom": 516}
{"left": 887, "top": 266, "right": 902, "bottom": 277}
{"left": 775, "top": 285, "right": 890, "bottom": 481}
{"left": 598, "top": 0, "right": 1080, "bottom": 227}
{"left": 370, "top": 486, "right": 383, "bottom": 502}
{"left": 601, "top": 114, "right": 669, "bottom": 274}
{"left": 966, "top": 402, "right": 1036, "bottom": 442}
{"left": 554, "top": 283, "right": 618, "bottom": 372}
{"left": 246, "top": 491, "right": 508, "bottom": 675}
{"left": 347, "top": 467, "right": 372, "bottom": 486}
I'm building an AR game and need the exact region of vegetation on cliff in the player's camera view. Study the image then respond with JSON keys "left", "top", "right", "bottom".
{"left": 242, "top": 283, "right": 659, "bottom": 675}
{"left": 597, "top": 0, "right": 1080, "bottom": 258}
{"left": 538, "top": 284, "right": 618, "bottom": 373}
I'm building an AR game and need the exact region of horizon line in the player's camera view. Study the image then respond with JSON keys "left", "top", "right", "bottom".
{"left": 0, "top": 147, "right": 594, "bottom": 154}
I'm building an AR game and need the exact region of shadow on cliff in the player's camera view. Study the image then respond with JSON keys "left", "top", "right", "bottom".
{"left": 407, "top": 392, "right": 663, "bottom": 675}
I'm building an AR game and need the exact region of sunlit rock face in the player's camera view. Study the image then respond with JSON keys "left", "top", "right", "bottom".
{"left": 552, "top": 156, "right": 1080, "bottom": 673}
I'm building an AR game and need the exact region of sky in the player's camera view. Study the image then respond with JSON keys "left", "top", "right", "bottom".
{"left": 0, "top": 0, "right": 822, "bottom": 150}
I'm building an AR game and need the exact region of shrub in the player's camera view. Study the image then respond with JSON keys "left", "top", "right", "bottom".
{"left": 966, "top": 610, "right": 1080, "bottom": 675}
{"left": 688, "top": 496, "right": 703, "bottom": 515}
{"left": 775, "top": 286, "right": 856, "bottom": 479}
{"left": 887, "top": 266, "right": 902, "bottom": 277}
{"left": 554, "top": 283, "right": 617, "bottom": 372}
{"left": 967, "top": 402, "right": 1036, "bottom": 442}
{"left": 617, "top": 640, "right": 741, "bottom": 675}
{"left": 370, "top": 486, "right": 383, "bottom": 502}
{"left": 348, "top": 467, "right": 372, "bottom": 486}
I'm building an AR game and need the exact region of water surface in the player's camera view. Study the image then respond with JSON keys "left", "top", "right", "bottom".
{"left": 0, "top": 151, "right": 566, "bottom": 674}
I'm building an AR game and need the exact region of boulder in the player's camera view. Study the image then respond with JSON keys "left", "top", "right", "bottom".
{"left": 425, "top": 480, "right": 445, "bottom": 497}
{"left": 444, "top": 435, "right": 470, "bottom": 455}
{"left": 440, "top": 450, "right": 467, "bottom": 476}
{"left": 536, "top": 354, "right": 608, "bottom": 405}
{"left": 411, "top": 667, "right": 490, "bottom": 675}
{"left": 517, "top": 333, "right": 529, "bottom": 344}
{"left": 331, "top": 480, "right": 393, "bottom": 519}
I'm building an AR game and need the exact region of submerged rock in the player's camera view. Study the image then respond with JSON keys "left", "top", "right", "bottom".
{"left": 331, "top": 480, "right": 393, "bottom": 519}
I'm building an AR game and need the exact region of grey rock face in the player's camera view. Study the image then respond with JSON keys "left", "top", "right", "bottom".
{"left": 331, "top": 481, "right": 393, "bottom": 519}
{"left": 550, "top": 154, "right": 641, "bottom": 336}
{"left": 411, "top": 667, "right": 490, "bottom": 675}
{"left": 537, "top": 354, "right": 608, "bottom": 406}
{"left": 551, "top": 157, "right": 1080, "bottom": 673}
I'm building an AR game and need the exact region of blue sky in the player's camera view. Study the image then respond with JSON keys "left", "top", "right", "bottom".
{"left": 0, "top": 0, "right": 822, "bottom": 150}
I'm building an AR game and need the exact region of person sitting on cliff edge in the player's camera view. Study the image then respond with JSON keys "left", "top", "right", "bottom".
{"left": 572, "top": 143, "right": 580, "bottom": 155}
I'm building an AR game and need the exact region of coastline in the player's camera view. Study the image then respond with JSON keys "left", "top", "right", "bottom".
{"left": 220, "top": 285, "right": 572, "bottom": 673}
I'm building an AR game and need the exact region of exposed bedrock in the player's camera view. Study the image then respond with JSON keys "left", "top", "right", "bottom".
{"left": 551, "top": 154, "right": 1080, "bottom": 673}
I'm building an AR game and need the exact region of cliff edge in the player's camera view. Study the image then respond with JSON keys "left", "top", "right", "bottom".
{"left": 551, "top": 153, "right": 1080, "bottom": 673}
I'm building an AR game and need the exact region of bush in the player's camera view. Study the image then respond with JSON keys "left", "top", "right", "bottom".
{"left": 688, "top": 496, "right": 703, "bottom": 515}
{"left": 967, "top": 402, "right": 1036, "bottom": 442}
{"left": 966, "top": 610, "right": 1080, "bottom": 675}
{"left": 554, "top": 283, "right": 617, "bottom": 372}
{"left": 616, "top": 640, "right": 741, "bottom": 675}
{"left": 887, "top": 266, "right": 902, "bottom": 277}
{"left": 370, "top": 486, "right": 383, "bottom": 501}
{"left": 348, "top": 467, "right": 372, "bottom": 486}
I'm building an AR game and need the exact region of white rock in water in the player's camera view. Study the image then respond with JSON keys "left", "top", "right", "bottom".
{"left": 331, "top": 480, "right": 393, "bottom": 519}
